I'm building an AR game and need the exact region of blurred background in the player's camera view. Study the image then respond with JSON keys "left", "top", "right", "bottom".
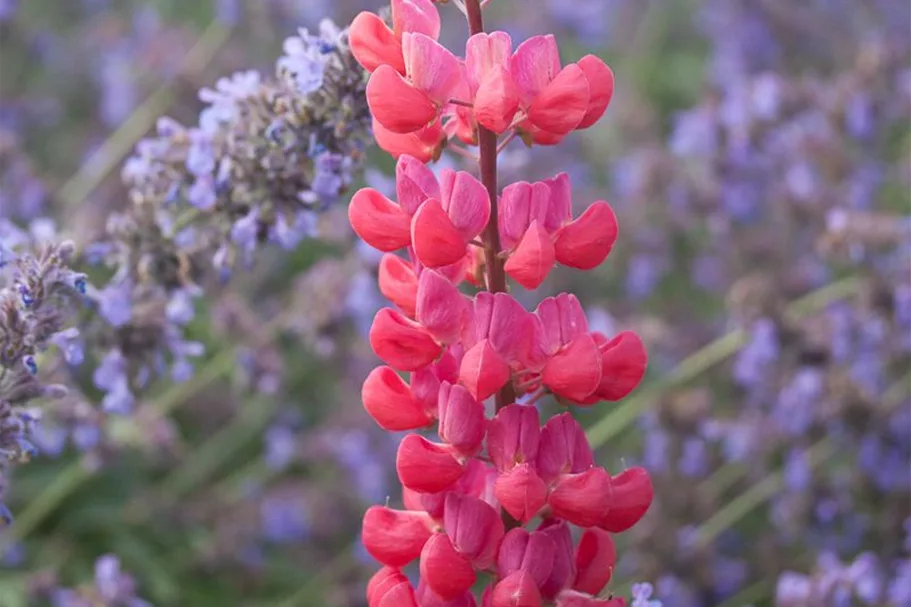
{"left": 0, "top": 0, "right": 909, "bottom": 605}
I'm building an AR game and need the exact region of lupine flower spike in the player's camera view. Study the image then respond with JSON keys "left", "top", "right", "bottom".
{"left": 350, "top": 1, "right": 658, "bottom": 604}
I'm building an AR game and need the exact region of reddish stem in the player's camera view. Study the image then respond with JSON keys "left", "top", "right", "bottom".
{"left": 465, "top": 0, "right": 516, "bottom": 412}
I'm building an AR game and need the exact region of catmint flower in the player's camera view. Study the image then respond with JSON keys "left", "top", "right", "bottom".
{"left": 0, "top": 228, "right": 86, "bottom": 520}
{"left": 77, "top": 15, "right": 371, "bottom": 411}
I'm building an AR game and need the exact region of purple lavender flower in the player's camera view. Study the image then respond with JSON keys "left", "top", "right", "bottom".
{"left": 631, "top": 582, "right": 662, "bottom": 607}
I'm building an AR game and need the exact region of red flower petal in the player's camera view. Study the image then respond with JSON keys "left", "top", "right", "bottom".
{"left": 554, "top": 202, "right": 618, "bottom": 270}
{"left": 576, "top": 55, "right": 614, "bottom": 129}
{"left": 459, "top": 338, "right": 511, "bottom": 401}
{"left": 369, "top": 308, "right": 443, "bottom": 371}
{"left": 548, "top": 468, "right": 614, "bottom": 528}
{"left": 527, "top": 64, "right": 590, "bottom": 136}
{"left": 362, "top": 505, "right": 434, "bottom": 567}
{"left": 367, "top": 567, "right": 419, "bottom": 607}
{"left": 591, "top": 331, "right": 648, "bottom": 402}
{"left": 378, "top": 254, "right": 419, "bottom": 317}
{"left": 348, "top": 188, "right": 412, "bottom": 252}
{"left": 373, "top": 117, "right": 445, "bottom": 162}
{"left": 362, "top": 365, "right": 433, "bottom": 431}
{"left": 411, "top": 198, "right": 468, "bottom": 268}
{"left": 420, "top": 533, "right": 477, "bottom": 600}
{"left": 396, "top": 434, "right": 465, "bottom": 493}
{"left": 504, "top": 221, "right": 556, "bottom": 290}
{"left": 494, "top": 463, "right": 547, "bottom": 524}
{"left": 491, "top": 571, "right": 543, "bottom": 607}
{"left": 573, "top": 528, "right": 616, "bottom": 596}
{"left": 542, "top": 333, "right": 602, "bottom": 402}
{"left": 349, "top": 11, "right": 405, "bottom": 74}
{"left": 367, "top": 64, "right": 437, "bottom": 134}
{"left": 598, "top": 467, "right": 653, "bottom": 533}
{"left": 475, "top": 66, "right": 521, "bottom": 133}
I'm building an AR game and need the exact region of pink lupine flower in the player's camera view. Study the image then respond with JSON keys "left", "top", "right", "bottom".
{"left": 396, "top": 433, "right": 466, "bottom": 493}
{"left": 444, "top": 492, "right": 505, "bottom": 568}
{"left": 353, "top": 1, "right": 655, "bottom": 604}
{"left": 369, "top": 307, "right": 443, "bottom": 371}
{"left": 361, "top": 365, "right": 434, "bottom": 430}
{"left": 498, "top": 174, "right": 619, "bottom": 287}
{"left": 580, "top": 331, "right": 648, "bottom": 403}
{"left": 378, "top": 253, "right": 419, "bottom": 316}
{"left": 573, "top": 528, "right": 617, "bottom": 596}
{"left": 372, "top": 117, "right": 446, "bottom": 162}
{"left": 367, "top": 567, "right": 419, "bottom": 607}
{"left": 349, "top": 0, "right": 441, "bottom": 74}
{"left": 490, "top": 571, "right": 542, "bottom": 607}
{"left": 420, "top": 532, "right": 477, "bottom": 599}
{"left": 367, "top": 34, "right": 464, "bottom": 133}
{"left": 547, "top": 467, "right": 614, "bottom": 528}
{"left": 598, "top": 467, "right": 654, "bottom": 532}
{"left": 349, "top": 187, "right": 413, "bottom": 252}
{"left": 497, "top": 528, "right": 557, "bottom": 588}
{"left": 362, "top": 505, "right": 435, "bottom": 567}
{"left": 466, "top": 32, "right": 519, "bottom": 134}
{"left": 438, "top": 382, "right": 487, "bottom": 456}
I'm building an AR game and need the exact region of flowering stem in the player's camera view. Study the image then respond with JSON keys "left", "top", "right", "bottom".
{"left": 465, "top": 0, "right": 516, "bottom": 411}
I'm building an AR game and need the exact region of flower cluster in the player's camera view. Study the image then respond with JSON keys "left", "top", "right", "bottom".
{"left": 0, "top": 220, "right": 86, "bottom": 522}
{"left": 30, "top": 554, "right": 151, "bottom": 607}
{"left": 600, "top": 1, "right": 911, "bottom": 602}
{"left": 80, "top": 18, "right": 372, "bottom": 412}
{"left": 348, "top": 1, "right": 655, "bottom": 604}
{"left": 348, "top": 0, "right": 613, "bottom": 162}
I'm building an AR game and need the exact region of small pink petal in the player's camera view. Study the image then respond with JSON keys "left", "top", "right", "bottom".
{"left": 554, "top": 202, "right": 618, "bottom": 270}
{"left": 527, "top": 64, "right": 590, "bottom": 136}
{"left": 509, "top": 34, "right": 561, "bottom": 105}
{"left": 439, "top": 169, "right": 491, "bottom": 239}
{"left": 403, "top": 33, "right": 464, "bottom": 105}
{"left": 576, "top": 55, "right": 614, "bottom": 129}
{"left": 367, "top": 65, "right": 437, "bottom": 133}
{"left": 411, "top": 198, "right": 468, "bottom": 268}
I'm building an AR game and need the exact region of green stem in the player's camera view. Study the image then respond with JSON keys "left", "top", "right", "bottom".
{"left": 693, "top": 438, "right": 835, "bottom": 548}
{"left": 3, "top": 461, "right": 91, "bottom": 547}
{"left": 272, "top": 545, "right": 356, "bottom": 607}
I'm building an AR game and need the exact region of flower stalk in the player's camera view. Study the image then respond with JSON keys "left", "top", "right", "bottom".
{"left": 348, "top": 0, "right": 656, "bottom": 603}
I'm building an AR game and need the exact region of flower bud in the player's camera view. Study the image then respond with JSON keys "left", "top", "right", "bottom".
{"left": 438, "top": 382, "right": 487, "bottom": 456}
{"left": 487, "top": 404, "right": 541, "bottom": 471}
{"left": 444, "top": 492, "right": 504, "bottom": 568}
{"left": 497, "top": 528, "right": 556, "bottom": 588}
{"left": 494, "top": 464, "right": 547, "bottom": 523}
{"left": 459, "top": 339, "right": 511, "bottom": 401}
